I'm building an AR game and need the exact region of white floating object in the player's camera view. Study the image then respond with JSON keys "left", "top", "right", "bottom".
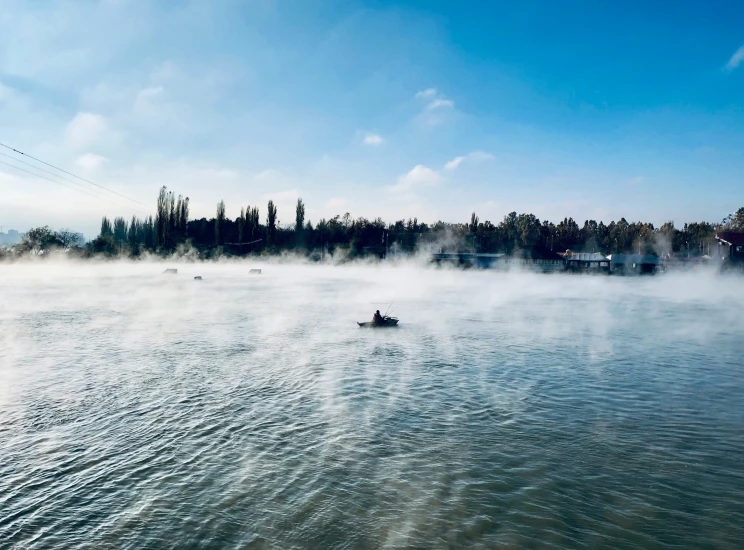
{"left": 249, "top": 269, "right": 261, "bottom": 274}
{"left": 163, "top": 268, "right": 178, "bottom": 274}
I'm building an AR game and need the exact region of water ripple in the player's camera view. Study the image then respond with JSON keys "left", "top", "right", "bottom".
{"left": 1, "top": 265, "right": 743, "bottom": 548}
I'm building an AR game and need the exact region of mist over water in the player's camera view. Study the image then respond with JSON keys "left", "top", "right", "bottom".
{"left": 1, "top": 261, "right": 743, "bottom": 548}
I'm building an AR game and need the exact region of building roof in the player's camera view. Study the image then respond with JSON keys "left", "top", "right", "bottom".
{"left": 565, "top": 252, "right": 608, "bottom": 262}
{"left": 716, "top": 232, "right": 744, "bottom": 246}
{"left": 607, "top": 254, "right": 659, "bottom": 265}
{"left": 513, "top": 245, "right": 564, "bottom": 261}
{"left": 432, "top": 252, "right": 504, "bottom": 259}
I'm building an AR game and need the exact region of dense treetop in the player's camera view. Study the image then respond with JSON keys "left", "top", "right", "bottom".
{"left": 7, "top": 185, "right": 744, "bottom": 260}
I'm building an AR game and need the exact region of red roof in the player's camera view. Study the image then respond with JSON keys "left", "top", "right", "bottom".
{"left": 716, "top": 232, "right": 744, "bottom": 246}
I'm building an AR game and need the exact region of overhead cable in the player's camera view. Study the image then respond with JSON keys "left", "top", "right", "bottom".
{"left": 0, "top": 142, "right": 150, "bottom": 209}
{"left": 0, "top": 159, "right": 151, "bottom": 216}
{"left": 0, "top": 151, "right": 126, "bottom": 202}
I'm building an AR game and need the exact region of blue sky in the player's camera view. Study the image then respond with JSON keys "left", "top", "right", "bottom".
{"left": 1, "top": 0, "right": 743, "bottom": 237}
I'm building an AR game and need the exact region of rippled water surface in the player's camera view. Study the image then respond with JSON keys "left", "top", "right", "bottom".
{"left": 1, "top": 262, "right": 743, "bottom": 549}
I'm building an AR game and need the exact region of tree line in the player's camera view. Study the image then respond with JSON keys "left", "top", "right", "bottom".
{"left": 7, "top": 184, "right": 744, "bottom": 259}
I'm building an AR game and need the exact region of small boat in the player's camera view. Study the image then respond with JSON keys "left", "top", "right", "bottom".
{"left": 357, "top": 317, "right": 399, "bottom": 327}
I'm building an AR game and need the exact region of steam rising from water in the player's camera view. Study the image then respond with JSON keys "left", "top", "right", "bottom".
{"left": 1, "top": 261, "right": 743, "bottom": 548}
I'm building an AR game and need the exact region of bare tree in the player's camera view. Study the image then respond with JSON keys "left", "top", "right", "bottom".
{"left": 56, "top": 229, "right": 84, "bottom": 249}
{"left": 21, "top": 226, "right": 60, "bottom": 254}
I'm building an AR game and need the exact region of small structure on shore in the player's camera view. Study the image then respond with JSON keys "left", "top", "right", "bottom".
{"left": 431, "top": 252, "right": 504, "bottom": 269}
{"left": 249, "top": 268, "right": 262, "bottom": 274}
{"left": 716, "top": 232, "right": 744, "bottom": 267}
{"left": 163, "top": 268, "right": 178, "bottom": 275}
{"left": 432, "top": 246, "right": 564, "bottom": 272}
{"left": 607, "top": 254, "right": 659, "bottom": 275}
{"left": 563, "top": 251, "right": 610, "bottom": 273}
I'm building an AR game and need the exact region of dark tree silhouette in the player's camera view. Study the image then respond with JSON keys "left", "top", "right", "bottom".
{"left": 295, "top": 198, "right": 305, "bottom": 246}
{"left": 58, "top": 185, "right": 737, "bottom": 262}
{"left": 100, "top": 216, "right": 113, "bottom": 237}
{"left": 21, "top": 226, "right": 60, "bottom": 254}
{"left": 266, "top": 200, "right": 277, "bottom": 246}
{"left": 56, "top": 228, "right": 84, "bottom": 249}
{"left": 215, "top": 200, "right": 226, "bottom": 246}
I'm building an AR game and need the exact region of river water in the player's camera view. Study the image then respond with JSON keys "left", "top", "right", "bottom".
{"left": 1, "top": 261, "right": 743, "bottom": 549}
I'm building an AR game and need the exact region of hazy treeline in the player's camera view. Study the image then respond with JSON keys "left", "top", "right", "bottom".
{"left": 8, "top": 226, "right": 85, "bottom": 255}
{"left": 6, "top": 184, "right": 744, "bottom": 260}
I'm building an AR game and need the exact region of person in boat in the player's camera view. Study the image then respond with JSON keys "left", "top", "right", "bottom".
{"left": 372, "top": 310, "right": 385, "bottom": 324}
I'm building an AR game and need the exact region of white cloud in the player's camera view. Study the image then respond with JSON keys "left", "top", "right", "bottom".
{"left": 363, "top": 133, "right": 384, "bottom": 145}
{"left": 444, "top": 150, "right": 494, "bottom": 170}
{"left": 0, "top": 81, "right": 17, "bottom": 102}
{"left": 137, "top": 86, "right": 164, "bottom": 101}
{"left": 65, "top": 112, "right": 107, "bottom": 150}
{"left": 426, "top": 98, "right": 454, "bottom": 110}
{"left": 260, "top": 189, "right": 300, "bottom": 224}
{"left": 205, "top": 168, "right": 238, "bottom": 179}
{"left": 325, "top": 197, "right": 349, "bottom": 211}
{"left": 0, "top": 168, "right": 24, "bottom": 185}
{"left": 75, "top": 153, "right": 109, "bottom": 171}
{"left": 445, "top": 156, "right": 465, "bottom": 170}
{"left": 133, "top": 85, "right": 164, "bottom": 116}
{"left": 725, "top": 45, "right": 744, "bottom": 71}
{"left": 413, "top": 89, "right": 455, "bottom": 126}
{"left": 415, "top": 88, "right": 437, "bottom": 99}
{"left": 391, "top": 164, "right": 444, "bottom": 192}
{"left": 254, "top": 168, "right": 290, "bottom": 185}
{"left": 468, "top": 150, "right": 494, "bottom": 162}
{"left": 261, "top": 189, "right": 299, "bottom": 203}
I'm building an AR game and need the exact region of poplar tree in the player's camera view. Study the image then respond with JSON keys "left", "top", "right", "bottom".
{"left": 266, "top": 200, "right": 277, "bottom": 246}
{"left": 215, "top": 200, "right": 226, "bottom": 246}
{"left": 100, "top": 216, "right": 113, "bottom": 237}
{"left": 238, "top": 207, "right": 246, "bottom": 244}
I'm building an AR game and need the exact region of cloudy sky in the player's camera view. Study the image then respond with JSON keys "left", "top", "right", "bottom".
{"left": 1, "top": 0, "right": 743, "bottom": 238}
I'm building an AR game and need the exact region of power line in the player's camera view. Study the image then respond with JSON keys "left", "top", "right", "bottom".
{"left": 0, "top": 159, "right": 151, "bottom": 216}
{"left": 0, "top": 142, "right": 150, "bottom": 209}
{"left": 0, "top": 159, "right": 106, "bottom": 201}
{"left": 0, "top": 150, "right": 132, "bottom": 205}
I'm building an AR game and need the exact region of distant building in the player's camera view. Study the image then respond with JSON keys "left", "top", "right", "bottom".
{"left": 510, "top": 245, "right": 565, "bottom": 272}
{"left": 431, "top": 252, "right": 504, "bottom": 269}
{"left": 660, "top": 254, "right": 713, "bottom": 271}
{"left": 431, "top": 246, "right": 564, "bottom": 271}
{"left": 716, "top": 232, "right": 744, "bottom": 265}
{"left": 607, "top": 254, "right": 659, "bottom": 274}
{"left": 563, "top": 251, "right": 610, "bottom": 273}
{"left": 0, "top": 229, "right": 23, "bottom": 246}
